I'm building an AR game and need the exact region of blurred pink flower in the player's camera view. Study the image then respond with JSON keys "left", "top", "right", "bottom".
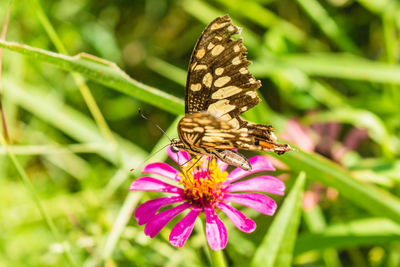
{"left": 130, "top": 147, "right": 285, "bottom": 251}
{"left": 280, "top": 119, "right": 316, "bottom": 153}
{"left": 281, "top": 119, "right": 367, "bottom": 210}
{"left": 282, "top": 119, "right": 368, "bottom": 162}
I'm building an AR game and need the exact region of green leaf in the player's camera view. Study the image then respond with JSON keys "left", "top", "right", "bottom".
{"left": 295, "top": 0, "right": 359, "bottom": 53}
{"left": 252, "top": 172, "right": 306, "bottom": 267}
{"left": 276, "top": 150, "right": 400, "bottom": 223}
{"left": 295, "top": 218, "right": 400, "bottom": 255}
{"left": 102, "top": 116, "right": 180, "bottom": 260}
{"left": 217, "top": 0, "right": 313, "bottom": 47}
{"left": 303, "top": 206, "right": 342, "bottom": 267}
{"left": 146, "top": 57, "right": 187, "bottom": 87}
{"left": 253, "top": 53, "right": 400, "bottom": 84}
{"left": 3, "top": 78, "right": 147, "bottom": 167}
{"left": 0, "top": 40, "right": 184, "bottom": 115}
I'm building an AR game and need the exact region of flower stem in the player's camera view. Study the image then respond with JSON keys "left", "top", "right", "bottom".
{"left": 199, "top": 218, "right": 227, "bottom": 267}
{"left": 206, "top": 244, "right": 227, "bottom": 267}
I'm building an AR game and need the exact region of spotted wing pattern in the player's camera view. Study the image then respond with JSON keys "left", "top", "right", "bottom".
{"left": 185, "top": 15, "right": 260, "bottom": 129}
{"left": 175, "top": 15, "right": 292, "bottom": 171}
{"left": 178, "top": 113, "right": 290, "bottom": 154}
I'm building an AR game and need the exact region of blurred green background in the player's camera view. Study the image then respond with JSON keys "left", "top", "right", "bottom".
{"left": 1, "top": 0, "right": 400, "bottom": 266}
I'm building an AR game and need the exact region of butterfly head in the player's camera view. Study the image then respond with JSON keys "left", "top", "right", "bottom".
{"left": 170, "top": 138, "right": 185, "bottom": 153}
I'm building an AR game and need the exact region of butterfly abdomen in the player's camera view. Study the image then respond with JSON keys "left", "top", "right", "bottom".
{"left": 234, "top": 123, "right": 291, "bottom": 154}
{"left": 214, "top": 150, "right": 251, "bottom": 171}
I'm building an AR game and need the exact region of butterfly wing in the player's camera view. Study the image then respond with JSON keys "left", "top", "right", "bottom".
{"left": 185, "top": 15, "right": 260, "bottom": 129}
{"left": 179, "top": 15, "right": 292, "bottom": 166}
{"left": 178, "top": 113, "right": 291, "bottom": 154}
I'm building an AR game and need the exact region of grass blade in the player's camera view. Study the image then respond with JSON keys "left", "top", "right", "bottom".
{"left": 252, "top": 172, "right": 306, "bottom": 267}
{"left": 181, "top": 0, "right": 261, "bottom": 51}
{"left": 253, "top": 53, "right": 400, "bottom": 85}
{"left": 0, "top": 40, "right": 184, "bottom": 114}
{"left": 32, "top": 0, "right": 115, "bottom": 142}
{"left": 295, "top": 217, "right": 400, "bottom": 254}
{"left": 217, "top": 0, "right": 326, "bottom": 50}
{"left": 295, "top": 0, "right": 358, "bottom": 53}
{"left": 0, "top": 135, "right": 77, "bottom": 266}
{"left": 102, "top": 116, "right": 179, "bottom": 262}
{"left": 276, "top": 150, "right": 400, "bottom": 223}
{"left": 3, "top": 78, "right": 147, "bottom": 166}
{"left": 146, "top": 57, "right": 187, "bottom": 87}
{"left": 303, "top": 205, "right": 342, "bottom": 267}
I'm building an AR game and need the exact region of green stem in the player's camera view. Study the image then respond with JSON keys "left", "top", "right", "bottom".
{"left": 206, "top": 245, "right": 227, "bottom": 267}
{"left": 199, "top": 218, "right": 227, "bottom": 267}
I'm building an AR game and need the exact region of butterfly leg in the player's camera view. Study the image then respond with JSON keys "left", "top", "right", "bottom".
{"left": 184, "top": 156, "right": 203, "bottom": 174}
{"left": 207, "top": 156, "right": 211, "bottom": 176}
{"left": 181, "top": 157, "right": 194, "bottom": 167}
{"left": 177, "top": 155, "right": 203, "bottom": 189}
{"left": 206, "top": 156, "right": 217, "bottom": 178}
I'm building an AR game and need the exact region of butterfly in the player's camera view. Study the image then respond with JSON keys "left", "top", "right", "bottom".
{"left": 170, "top": 15, "right": 292, "bottom": 171}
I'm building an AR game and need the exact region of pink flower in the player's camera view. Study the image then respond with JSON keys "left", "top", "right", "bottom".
{"left": 130, "top": 147, "right": 285, "bottom": 251}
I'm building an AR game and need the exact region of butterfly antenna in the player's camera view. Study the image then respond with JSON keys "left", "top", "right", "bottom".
{"left": 138, "top": 108, "right": 172, "bottom": 142}
{"left": 130, "top": 143, "right": 170, "bottom": 172}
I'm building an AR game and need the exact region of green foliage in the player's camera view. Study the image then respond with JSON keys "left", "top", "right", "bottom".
{"left": 1, "top": 0, "right": 400, "bottom": 266}
{"left": 252, "top": 172, "right": 306, "bottom": 267}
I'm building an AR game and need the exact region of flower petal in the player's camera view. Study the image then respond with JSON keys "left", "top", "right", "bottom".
{"left": 167, "top": 146, "right": 191, "bottom": 165}
{"left": 281, "top": 119, "right": 315, "bottom": 152}
{"left": 217, "top": 202, "right": 256, "bottom": 233}
{"left": 217, "top": 158, "right": 228, "bottom": 173}
{"left": 135, "top": 196, "right": 184, "bottom": 225}
{"left": 129, "top": 177, "right": 183, "bottom": 194}
{"left": 223, "top": 193, "right": 277, "bottom": 215}
{"left": 225, "top": 176, "right": 285, "bottom": 195}
{"left": 142, "top": 162, "right": 180, "bottom": 181}
{"left": 205, "top": 207, "right": 228, "bottom": 251}
{"left": 144, "top": 203, "right": 191, "bottom": 238}
{"left": 169, "top": 207, "right": 202, "bottom": 247}
{"left": 226, "top": 156, "right": 275, "bottom": 183}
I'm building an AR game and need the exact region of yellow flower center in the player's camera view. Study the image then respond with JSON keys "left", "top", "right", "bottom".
{"left": 178, "top": 157, "right": 228, "bottom": 207}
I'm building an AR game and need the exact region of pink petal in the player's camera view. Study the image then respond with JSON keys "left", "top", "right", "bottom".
{"left": 167, "top": 146, "right": 191, "bottom": 165}
{"left": 217, "top": 202, "right": 256, "bottom": 233}
{"left": 225, "top": 176, "right": 285, "bottom": 195}
{"left": 129, "top": 177, "right": 183, "bottom": 194}
{"left": 142, "top": 162, "right": 180, "bottom": 181}
{"left": 343, "top": 128, "right": 368, "bottom": 150}
{"left": 303, "top": 190, "right": 318, "bottom": 211}
{"left": 144, "top": 203, "right": 191, "bottom": 238}
{"left": 328, "top": 122, "right": 342, "bottom": 141}
{"left": 226, "top": 156, "right": 275, "bottom": 183}
{"left": 223, "top": 193, "right": 277, "bottom": 215}
{"left": 135, "top": 196, "right": 185, "bottom": 225}
{"left": 205, "top": 207, "right": 228, "bottom": 251}
{"left": 169, "top": 207, "right": 202, "bottom": 247}
{"left": 281, "top": 119, "right": 315, "bottom": 152}
{"left": 217, "top": 159, "right": 228, "bottom": 172}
